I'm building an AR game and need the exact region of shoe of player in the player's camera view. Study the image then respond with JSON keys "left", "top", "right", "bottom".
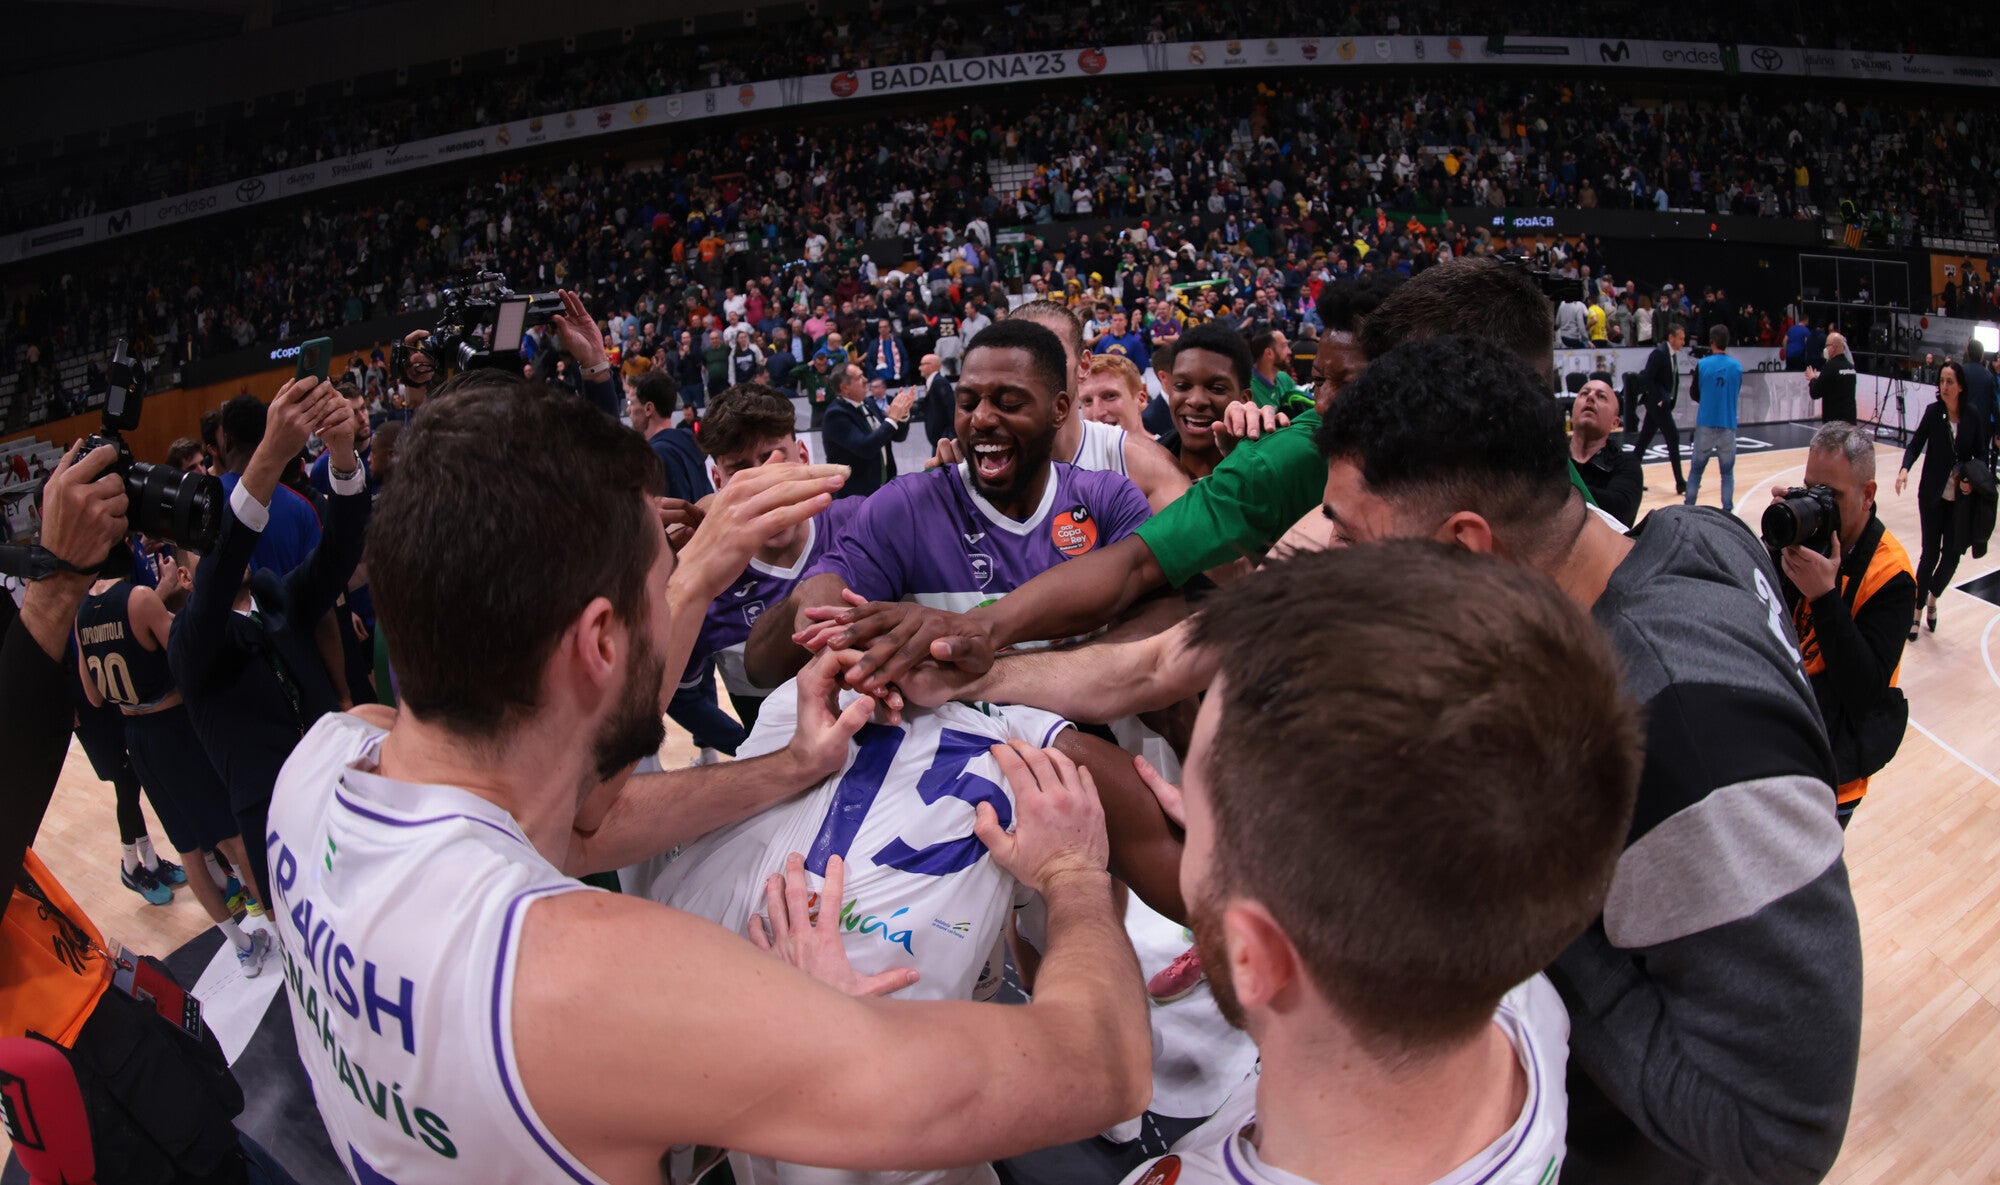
{"left": 151, "top": 858, "right": 188, "bottom": 886}
{"left": 1147, "top": 945, "right": 1206, "bottom": 1004}
{"left": 244, "top": 897, "right": 267, "bottom": 919}
{"left": 121, "top": 864, "right": 173, "bottom": 906}
{"left": 223, "top": 876, "right": 248, "bottom": 915}
{"left": 236, "top": 929, "right": 273, "bottom": 978}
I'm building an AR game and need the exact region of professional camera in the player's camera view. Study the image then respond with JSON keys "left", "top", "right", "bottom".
{"left": 71, "top": 340, "right": 225, "bottom": 558}
{"left": 423, "top": 271, "right": 564, "bottom": 373}
{"left": 1498, "top": 253, "right": 1585, "bottom": 304}
{"left": 1761, "top": 484, "right": 1842, "bottom": 556}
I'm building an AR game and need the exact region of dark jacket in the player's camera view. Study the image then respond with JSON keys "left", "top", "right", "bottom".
{"left": 1900, "top": 400, "right": 1977, "bottom": 501}
{"left": 1960, "top": 362, "right": 1998, "bottom": 445}
{"left": 1639, "top": 342, "right": 1680, "bottom": 410}
{"left": 0, "top": 593, "right": 75, "bottom": 924}
{"left": 169, "top": 478, "right": 369, "bottom": 895}
{"left": 1809, "top": 352, "right": 1858, "bottom": 423}
{"left": 648, "top": 425, "right": 714, "bottom": 504}
{"left": 1576, "top": 437, "right": 1646, "bottom": 526}
{"left": 921, "top": 372, "right": 957, "bottom": 448}
{"left": 822, "top": 396, "right": 910, "bottom": 498}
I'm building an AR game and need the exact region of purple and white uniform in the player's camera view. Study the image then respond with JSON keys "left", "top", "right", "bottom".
{"left": 806, "top": 460, "right": 1152, "bottom": 614}
{"left": 689, "top": 499, "right": 862, "bottom": 697}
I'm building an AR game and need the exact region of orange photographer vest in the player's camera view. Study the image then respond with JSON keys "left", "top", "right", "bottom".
{"left": 1794, "top": 528, "right": 1912, "bottom": 804}
{"left": 1, "top": 849, "right": 113, "bottom": 1045}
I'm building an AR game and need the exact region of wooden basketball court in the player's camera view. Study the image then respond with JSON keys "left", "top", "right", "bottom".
{"left": 13, "top": 438, "right": 2000, "bottom": 1182}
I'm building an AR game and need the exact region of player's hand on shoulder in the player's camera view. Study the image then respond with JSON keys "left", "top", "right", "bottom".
{"left": 932, "top": 437, "right": 964, "bottom": 470}
{"left": 749, "top": 853, "right": 920, "bottom": 998}
{"left": 1215, "top": 401, "right": 1286, "bottom": 456}
{"left": 977, "top": 740, "right": 1110, "bottom": 895}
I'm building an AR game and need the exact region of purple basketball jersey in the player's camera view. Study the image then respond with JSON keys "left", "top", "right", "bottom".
{"left": 692, "top": 497, "right": 862, "bottom": 696}
{"left": 806, "top": 461, "right": 1152, "bottom": 613}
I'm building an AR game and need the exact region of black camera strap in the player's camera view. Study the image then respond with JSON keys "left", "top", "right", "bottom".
{"left": 0, "top": 544, "right": 101, "bottom": 582}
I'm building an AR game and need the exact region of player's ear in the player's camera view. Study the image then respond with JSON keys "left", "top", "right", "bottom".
{"left": 794, "top": 439, "right": 809, "bottom": 465}
{"left": 1222, "top": 900, "right": 1298, "bottom": 1012}
{"left": 1435, "top": 511, "right": 1497, "bottom": 556}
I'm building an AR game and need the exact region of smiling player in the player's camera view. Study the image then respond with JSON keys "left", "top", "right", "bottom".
{"left": 744, "top": 319, "right": 1153, "bottom": 687}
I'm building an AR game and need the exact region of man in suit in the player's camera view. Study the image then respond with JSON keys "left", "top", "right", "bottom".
{"left": 1629, "top": 322, "right": 1687, "bottom": 495}
{"left": 1962, "top": 340, "right": 1999, "bottom": 451}
{"left": 821, "top": 362, "right": 913, "bottom": 498}
{"left": 169, "top": 377, "right": 367, "bottom": 906}
{"left": 1806, "top": 332, "right": 1859, "bottom": 423}
{"left": 918, "top": 352, "right": 956, "bottom": 449}
{"left": 864, "top": 318, "right": 910, "bottom": 385}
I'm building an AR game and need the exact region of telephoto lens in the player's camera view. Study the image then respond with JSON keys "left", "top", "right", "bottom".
{"left": 128, "top": 459, "right": 224, "bottom": 553}
{"left": 1760, "top": 485, "right": 1840, "bottom": 556}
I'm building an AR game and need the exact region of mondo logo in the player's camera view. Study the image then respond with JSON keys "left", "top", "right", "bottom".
{"left": 831, "top": 71, "right": 859, "bottom": 97}
{"left": 1077, "top": 47, "right": 1106, "bottom": 73}
{"left": 236, "top": 178, "right": 266, "bottom": 203}
{"left": 1751, "top": 46, "right": 1784, "bottom": 71}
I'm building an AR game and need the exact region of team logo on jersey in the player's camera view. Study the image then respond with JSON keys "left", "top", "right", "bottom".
{"left": 1052, "top": 507, "right": 1099, "bottom": 557}
{"left": 968, "top": 553, "right": 994, "bottom": 589}
{"left": 741, "top": 600, "right": 766, "bottom": 627}
{"left": 1134, "top": 1156, "right": 1181, "bottom": 1185}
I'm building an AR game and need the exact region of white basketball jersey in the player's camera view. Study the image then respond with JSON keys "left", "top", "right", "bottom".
{"left": 1116, "top": 977, "right": 1571, "bottom": 1185}
{"left": 1069, "top": 415, "right": 1130, "bottom": 477}
{"left": 629, "top": 683, "right": 1068, "bottom": 1185}
{"left": 266, "top": 713, "right": 610, "bottom": 1185}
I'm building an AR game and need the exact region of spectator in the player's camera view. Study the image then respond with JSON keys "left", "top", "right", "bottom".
{"left": 1685, "top": 324, "right": 1743, "bottom": 513}
{"left": 628, "top": 370, "right": 713, "bottom": 505}
{"left": 821, "top": 363, "right": 912, "bottom": 497}
{"left": 1806, "top": 332, "right": 1859, "bottom": 423}
{"left": 1570, "top": 377, "right": 1644, "bottom": 526}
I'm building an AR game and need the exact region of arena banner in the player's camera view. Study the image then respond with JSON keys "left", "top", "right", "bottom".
{"left": 9, "top": 35, "right": 2000, "bottom": 266}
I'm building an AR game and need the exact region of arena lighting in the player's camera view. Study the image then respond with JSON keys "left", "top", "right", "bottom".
{"left": 1974, "top": 324, "right": 2000, "bottom": 354}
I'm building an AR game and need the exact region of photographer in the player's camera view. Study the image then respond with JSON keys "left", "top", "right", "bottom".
{"left": 5, "top": 445, "right": 263, "bottom": 1182}
{"left": 169, "top": 377, "right": 366, "bottom": 906}
{"left": 1770, "top": 422, "right": 1917, "bottom": 828}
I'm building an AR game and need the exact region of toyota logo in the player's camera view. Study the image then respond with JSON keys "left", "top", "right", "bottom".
{"left": 236, "top": 178, "right": 266, "bottom": 203}
{"left": 1751, "top": 47, "right": 1783, "bottom": 71}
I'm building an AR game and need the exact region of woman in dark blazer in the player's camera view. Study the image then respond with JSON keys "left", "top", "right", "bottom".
{"left": 1896, "top": 361, "right": 1980, "bottom": 636}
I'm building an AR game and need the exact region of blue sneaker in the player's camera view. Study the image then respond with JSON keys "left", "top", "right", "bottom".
{"left": 223, "top": 876, "right": 248, "bottom": 915}
{"left": 121, "top": 863, "right": 173, "bottom": 906}
{"left": 235, "top": 929, "right": 272, "bottom": 978}
{"left": 151, "top": 858, "right": 187, "bottom": 887}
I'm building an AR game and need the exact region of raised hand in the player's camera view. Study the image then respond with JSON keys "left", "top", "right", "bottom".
{"left": 784, "top": 649, "right": 881, "bottom": 780}
{"left": 1214, "top": 401, "right": 1287, "bottom": 456}
{"left": 671, "top": 452, "right": 848, "bottom": 604}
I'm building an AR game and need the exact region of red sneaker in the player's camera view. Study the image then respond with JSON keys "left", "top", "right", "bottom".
{"left": 1147, "top": 945, "right": 1205, "bottom": 1004}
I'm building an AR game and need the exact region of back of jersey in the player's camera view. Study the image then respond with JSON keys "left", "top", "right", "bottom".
{"left": 75, "top": 581, "right": 175, "bottom": 711}
{"left": 636, "top": 684, "right": 1068, "bottom": 1004}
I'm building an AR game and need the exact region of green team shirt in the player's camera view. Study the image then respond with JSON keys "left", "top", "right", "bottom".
{"left": 1250, "top": 370, "right": 1313, "bottom": 413}
{"left": 1134, "top": 408, "right": 1598, "bottom": 588}
{"left": 1137, "top": 410, "right": 1327, "bottom": 586}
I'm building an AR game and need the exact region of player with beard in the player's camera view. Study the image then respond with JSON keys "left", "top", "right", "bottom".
{"left": 264, "top": 375, "right": 1153, "bottom": 1183}
{"left": 744, "top": 320, "right": 1154, "bottom": 688}
{"left": 1114, "top": 543, "right": 1640, "bottom": 1185}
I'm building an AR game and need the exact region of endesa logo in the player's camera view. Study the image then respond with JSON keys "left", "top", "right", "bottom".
{"left": 1658, "top": 46, "right": 1721, "bottom": 66}
{"left": 156, "top": 194, "right": 218, "bottom": 220}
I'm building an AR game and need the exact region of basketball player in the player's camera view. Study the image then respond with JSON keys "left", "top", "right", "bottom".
{"left": 743, "top": 320, "right": 1154, "bottom": 688}
{"left": 886, "top": 337, "right": 1863, "bottom": 1185}
{"left": 75, "top": 549, "right": 272, "bottom": 974}
{"left": 1114, "top": 543, "right": 1640, "bottom": 1185}
{"left": 682, "top": 382, "right": 865, "bottom": 735}
{"left": 265, "top": 378, "right": 1151, "bottom": 1183}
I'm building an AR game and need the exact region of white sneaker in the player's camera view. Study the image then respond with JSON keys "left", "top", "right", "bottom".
{"left": 236, "top": 929, "right": 272, "bottom": 978}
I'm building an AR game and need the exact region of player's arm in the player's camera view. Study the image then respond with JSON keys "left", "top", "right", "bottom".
{"left": 563, "top": 651, "right": 874, "bottom": 875}
{"left": 746, "top": 572, "right": 851, "bottom": 688}
{"left": 517, "top": 742, "right": 1151, "bottom": 1177}
{"left": 896, "top": 615, "right": 1216, "bottom": 725}
{"left": 817, "top": 534, "right": 1171, "bottom": 696}
{"left": 1121, "top": 431, "right": 1191, "bottom": 514}
{"left": 1054, "top": 729, "right": 1185, "bottom": 924}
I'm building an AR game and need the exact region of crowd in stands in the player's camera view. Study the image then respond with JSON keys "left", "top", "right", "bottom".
{"left": 7, "top": 71, "right": 2000, "bottom": 433}
{"left": 8, "top": 0, "right": 2000, "bottom": 234}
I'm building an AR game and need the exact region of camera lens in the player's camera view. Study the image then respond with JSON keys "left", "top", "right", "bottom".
{"left": 1760, "top": 494, "right": 1823, "bottom": 551}
{"left": 126, "top": 461, "right": 224, "bottom": 553}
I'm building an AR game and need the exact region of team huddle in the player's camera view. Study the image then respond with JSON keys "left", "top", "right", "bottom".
{"left": 76, "top": 257, "right": 1849, "bottom": 1185}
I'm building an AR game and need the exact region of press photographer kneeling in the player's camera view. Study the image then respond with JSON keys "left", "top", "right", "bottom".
{"left": 1764, "top": 422, "right": 1917, "bottom": 828}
